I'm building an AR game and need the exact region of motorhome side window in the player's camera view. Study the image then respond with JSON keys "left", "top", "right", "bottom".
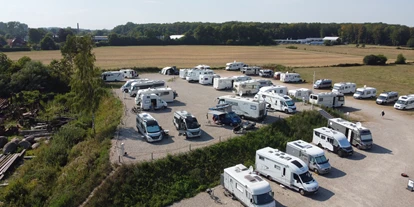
{"left": 259, "top": 155, "right": 264, "bottom": 161}
{"left": 161, "top": 92, "right": 169, "bottom": 95}
{"left": 236, "top": 183, "right": 244, "bottom": 193}
{"left": 321, "top": 135, "right": 326, "bottom": 140}
{"left": 315, "top": 131, "right": 320, "bottom": 137}
{"left": 319, "top": 98, "right": 324, "bottom": 101}
{"left": 328, "top": 137, "right": 333, "bottom": 144}
{"left": 274, "top": 165, "right": 280, "bottom": 170}
{"left": 250, "top": 105, "right": 257, "bottom": 110}
{"left": 293, "top": 174, "right": 300, "bottom": 182}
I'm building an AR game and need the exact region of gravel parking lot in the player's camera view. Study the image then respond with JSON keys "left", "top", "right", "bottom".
{"left": 111, "top": 70, "right": 414, "bottom": 207}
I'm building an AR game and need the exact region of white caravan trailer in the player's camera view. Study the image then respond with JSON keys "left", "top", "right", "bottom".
{"left": 394, "top": 94, "right": 414, "bottom": 110}
{"left": 186, "top": 69, "right": 214, "bottom": 82}
{"left": 280, "top": 72, "right": 302, "bottom": 83}
{"left": 376, "top": 91, "right": 398, "bottom": 105}
{"left": 218, "top": 95, "right": 267, "bottom": 120}
{"left": 136, "top": 93, "right": 167, "bottom": 110}
{"left": 353, "top": 86, "right": 377, "bottom": 99}
{"left": 213, "top": 77, "right": 236, "bottom": 90}
{"left": 173, "top": 111, "right": 202, "bottom": 138}
{"left": 256, "top": 79, "right": 273, "bottom": 88}
{"left": 233, "top": 80, "right": 260, "bottom": 96}
{"left": 332, "top": 82, "right": 356, "bottom": 94}
{"left": 233, "top": 75, "right": 252, "bottom": 82}
{"left": 101, "top": 71, "right": 124, "bottom": 82}
{"left": 243, "top": 66, "right": 261, "bottom": 75}
{"left": 179, "top": 69, "right": 190, "bottom": 79}
{"left": 136, "top": 113, "right": 168, "bottom": 143}
{"left": 309, "top": 92, "right": 345, "bottom": 108}
{"left": 259, "top": 85, "right": 288, "bottom": 95}
{"left": 129, "top": 80, "right": 165, "bottom": 97}
{"left": 195, "top": 64, "right": 211, "bottom": 69}
{"left": 225, "top": 61, "right": 248, "bottom": 71}
{"left": 255, "top": 147, "right": 319, "bottom": 196}
{"left": 199, "top": 74, "right": 221, "bottom": 85}
{"left": 312, "top": 127, "right": 354, "bottom": 157}
{"left": 221, "top": 164, "right": 276, "bottom": 207}
{"left": 120, "top": 79, "right": 149, "bottom": 93}
{"left": 120, "top": 69, "right": 138, "bottom": 78}
{"left": 259, "top": 69, "right": 274, "bottom": 77}
{"left": 255, "top": 92, "right": 296, "bottom": 113}
{"left": 286, "top": 140, "right": 331, "bottom": 174}
{"left": 328, "top": 118, "right": 373, "bottom": 150}
{"left": 288, "top": 88, "right": 312, "bottom": 101}
{"left": 135, "top": 87, "right": 177, "bottom": 104}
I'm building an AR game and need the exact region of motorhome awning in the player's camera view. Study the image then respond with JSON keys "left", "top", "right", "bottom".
{"left": 208, "top": 110, "right": 226, "bottom": 116}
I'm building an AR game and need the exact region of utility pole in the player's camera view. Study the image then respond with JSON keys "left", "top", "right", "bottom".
{"left": 313, "top": 71, "right": 316, "bottom": 84}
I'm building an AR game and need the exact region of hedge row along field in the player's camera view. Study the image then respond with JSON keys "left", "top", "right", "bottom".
{"left": 86, "top": 109, "right": 342, "bottom": 207}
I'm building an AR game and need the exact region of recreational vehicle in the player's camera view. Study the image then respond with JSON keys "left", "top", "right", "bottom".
{"left": 328, "top": 118, "right": 373, "bottom": 150}
{"left": 256, "top": 79, "right": 273, "bottom": 88}
{"left": 309, "top": 92, "right": 345, "bottom": 108}
{"left": 255, "top": 147, "right": 319, "bottom": 196}
{"left": 288, "top": 88, "right": 312, "bottom": 101}
{"left": 225, "top": 61, "right": 248, "bottom": 71}
{"left": 332, "top": 82, "right": 356, "bottom": 94}
{"left": 259, "top": 85, "right": 288, "bottom": 95}
{"left": 273, "top": 72, "right": 282, "bottom": 80}
{"left": 129, "top": 80, "right": 166, "bottom": 97}
{"left": 394, "top": 94, "right": 414, "bottom": 110}
{"left": 233, "top": 80, "right": 260, "bottom": 96}
{"left": 208, "top": 104, "right": 242, "bottom": 126}
{"left": 161, "top": 66, "right": 179, "bottom": 75}
{"left": 199, "top": 74, "right": 221, "bottom": 85}
{"left": 243, "top": 66, "right": 261, "bottom": 75}
{"left": 179, "top": 69, "right": 190, "bottom": 79}
{"left": 286, "top": 140, "right": 331, "bottom": 174}
{"left": 186, "top": 69, "right": 214, "bottom": 82}
{"left": 376, "top": 91, "right": 398, "bottom": 105}
{"left": 255, "top": 92, "right": 296, "bottom": 113}
{"left": 233, "top": 75, "right": 252, "bottom": 82}
{"left": 135, "top": 87, "right": 177, "bottom": 104}
{"left": 213, "top": 77, "right": 236, "bottom": 90}
{"left": 280, "top": 72, "right": 302, "bottom": 83}
{"left": 136, "top": 94, "right": 167, "bottom": 110}
{"left": 101, "top": 71, "right": 124, "bottom": 82}
{"left": 120, "top": 79, "right": 149, "bottom": 93}
{"left": 218, "top": 95, "right": 267, "bottom": 120}
{"left": 173, "top": 111, "right": 201, "bottom": 138}
{"left": 120, "top": 69, "right": 138, "bottom": 78}
{"left": 195, "top": 64, "right": 211, "bottom": 69}
{"left": 221, "top": 164, "right": 276, "bottom": 207}
{"left": 136, "top": 113, "right": 168, "bottom": 143}
{"left": 312, "top": 127, "right": 354, "bottom": 157}
{"left": 353, "top": 86, "right": 377, "bottom": 99}
{"left": 259, "top": 69, "right": 274, "bottom": 77}
{"left": 313, "top": 79, "right": 332, "bottom": 89}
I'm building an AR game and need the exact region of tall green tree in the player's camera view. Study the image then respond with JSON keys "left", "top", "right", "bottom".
{"left": 40, "top": 34, "right": 57, "bottom": 50}
{"left": 28, "top": 28, "right": 45, "bottom": 43}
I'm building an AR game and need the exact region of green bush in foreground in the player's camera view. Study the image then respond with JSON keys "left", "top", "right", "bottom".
{"left": 363, "top": 54, "right": 387, "bottom": 65}
{"left": 395, "top": 54, "right": 406, "bottom": 64}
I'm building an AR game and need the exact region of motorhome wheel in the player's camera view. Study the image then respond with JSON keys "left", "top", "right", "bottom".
{"left": 300, "top": 189, "right": 305, "bottom": 196}
{"left": 240, "top": 115, "right": 245, "bottom": 119}
{"left": 338, "top": 150, "right": 344, "bottom": 157}
{"left": 357, "top": 144, "right": 361, "bottom": 150}
{"left": 314, "top": 168, "right": 319, "bottom": 174}
{"left": 284, "top": 109, "right": 289, "bottom": 114}
{"left": 317, "top": 143, "right": 322, "bottom": 148}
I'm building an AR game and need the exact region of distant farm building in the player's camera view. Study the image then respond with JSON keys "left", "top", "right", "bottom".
{"left": 6, "top": 37, "right": 27, "bottom": 48}
{"left": 93, "top": 36, "right": 108, "bottom": 42}
{"left": 275, "top": 36, "right": 340, "bottom": 45}
{"left": 170, "top": 35, "right": 185, "bottom": 40}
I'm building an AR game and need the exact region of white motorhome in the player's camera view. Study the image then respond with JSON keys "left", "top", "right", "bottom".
{"left": 280, "top": 72, "right": 302, "bottom": 83}
{"left": 173, "top": 111, "right": 202, "bottom": 138}
{"left": 256, "top": 79, "right": 273, "bottom": 88}
{"left": 255, "top": 92, "right": 296, "bottom": 113}
{"left": 332, "top": 82, "right": 356, "bottom": 94}
{"left": 135, "top": 87, "right": 177, "bottom": 104}
{"left": 233, "top": 80, "right": 260, "bottom": 96}
{"left": 213, "top": 77, "right": 236, "bottom": 90}
{"left": 233, "top": 75, "right": 252, "bottom": 82}
{"left": 312, "top": 127, "right": 354, "bottom": 157}
{"left": 221, "top": 164, "right": 276, "bottom": 207}
{"left": 255, "top": 147, "right": 319, "bottom": 196}
{"left": 136, "top": 113, "right": 168, "bottom": 143}
{"left": 225, "top": 61, "right": 248, "bottom": 71}
{"left": 195, "top": 64, "right": 211, "bottom": 69}
{"left": 353, "top": 86, "right": 377, "bottom": 99}
{"left": 129, "top": 80, "right": 166, "bottom": 97}
{"left": 259, "top": 85, "right": 288, "bottom": 95}
{"left": 376, "top": 91, "right": 398, "bottom": 105}
{"left": 286, "top": 140, "right": 331, "bottom": 174}
{"left": 160, "top": 66, "right": 179, "bottom": 75}
{"left": 186, "top": 69, "right": 214, "bottom": 82}
{"left": 199, "top": 74, "right": 221, "bottom": 85}
{"left": 309, "top": 92, "right": 345, "bottom": 108}
{"left": 288, "top": 88, "right": 312, "bottom": 101}
{"left": 136, "top": 94, "right": 167, "bottom": 110}
{"left": 179, "top": 69, "right": 190, "bottom": 79}
{"left": 101, "top": 71, "right": 125, "bottom": 82}
{"left": 243, "top": 66, "right": 261, "bottom": 76}
{"left": 328, "top": 118, "right": 373, "bottom": 150}
{"left": 120, "top": 69, "right": 138, "bottom": 78}
{"left": 259, "top": 69, "right": 274, "bottom": 78}
{"left": 120, "top": 79, "right": 149, "bottom": 93}
{"left": 218, "top": 95, "right": 267, "bottom": 120}
{"left": 394, "top": 94, "right": 414, "bottom": 110}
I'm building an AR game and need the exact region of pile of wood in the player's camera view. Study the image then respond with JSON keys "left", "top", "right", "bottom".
{"left": 0, "top": 150, "right": 25, "bottom": 180}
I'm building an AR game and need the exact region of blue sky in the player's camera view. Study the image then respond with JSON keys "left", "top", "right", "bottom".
{"left": 1, "top": 0, "right": 413, "bottom": 29}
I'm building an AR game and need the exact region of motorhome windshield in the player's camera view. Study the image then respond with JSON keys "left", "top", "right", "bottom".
{"left": 333, "top": 85, "right": 341, "bottom": 90}
{"left": 185, "top": 117, "right": 200, "bottom": 129}
{"left": 299, "top": 172, "right": 314, "bottom": 183}
{"left": 315, "top": 80, "right": 321, "bottom": 84}
{"left": 286, "top": 100, "right": 295, "bottom": 106}
{"left": 378, "top": 95, "right": 387, "bottom": 100}
{"left": 355, "top": 91, "right": 363, "bottom": 95}
{"left": 315, "top": 155, "right": 329, "bottom": 164}
{"left": 338, "top": 138, "right": 351, "bottom": 147}
{"left": 396, "top": 100, "right": 407, "bottom": 105}
{"left": 146, "top": 121, "right": 161, "bottom": 133}
{"left": 253, "top": 192, "right": 274, "bottom": 205}
{"left": 360, "top": 130, "right": 373, "bottom": 141}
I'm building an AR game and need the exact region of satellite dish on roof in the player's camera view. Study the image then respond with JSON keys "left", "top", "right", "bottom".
{"left": 356, "top": 122, "right": 362, "bottom": 128}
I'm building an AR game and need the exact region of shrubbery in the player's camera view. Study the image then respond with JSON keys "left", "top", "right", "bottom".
{"left": 363, "top": 54, "right": 387, "bottom": 65}
{"left": 395, "top": 54, "right": 406, "bottom": 64}
{"left": 286, "top": 45, "right": 298, "bottom": 49}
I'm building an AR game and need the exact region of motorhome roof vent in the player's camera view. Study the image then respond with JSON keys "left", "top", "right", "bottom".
{"left": 285, "top": 157, "right": 292, "bottom": 161}
{"left": 254, "top": 176, "right": 263, "bottom": 181}
{"left": 268, "top": 150, "right": 273, "bottom": 153}
{"left": 244, "top": 175, "right": 257, "bottom": 182}
{"left": 291, "top": 160, "right": 303, "bottom": 168}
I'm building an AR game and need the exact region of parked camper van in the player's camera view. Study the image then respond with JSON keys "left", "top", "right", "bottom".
{"left": 213, "top": 77, "right": 236, "bottom": 90}
{"left": 199, "top": 74, "right": 221, "bottom": 85}
{"left": 135, "top": 87, "right": 177, "bottom": 104}
{"left": 255, "top": 147, "right": 319, "bottom": 195}
{"left": 376, "top": 91, "right": 398, "bottom": 105}
{"left": 186, "top": 69, "right": 214, "bottom": 82}
{"left": 102, "top": 71, "right": 124, "bottom": 82}
{"left": 280, "top": 72, "right": 302, "bottom": 83}
{"left": 394, "top": 94, "right": 414, "bottom": 110}
{"left": 195, "top": 64, "right": 211, "bottom": 69}
{"left": 179, "top": 69, "right": 190, "bottom": 79}
{"left": 328, "top": 118, "right": 373, "bottom": 150}
{"left": 243, "top": 66, "right": 261, "bottom": 76}
{"left": 259, "top": 85, "right": 288, "bottom": 95}
{"left": 309, "top": 92, "right": 345, "bottom": 108}
{"left": 208, "top": 104, "right": 242, "bottom": 126}
{"left": 225, "top": 61, "right": 248, "bottom": 71}
{"left": 136, "top": 113, "right": 168, "bottom": 143}
{"left": 218, "top": 95, "right": 267, "bottom": 120}
{"left": 273, "top": 72, "right": 282, "bottom": 80}
{"left": 255, "top": 92, "right": 296, "bottom": 113}
{"left": 161, "top": 66, "right": 179, "bottom": 75}
{"left": 313, "top": 79, "right": 332, "bottom": 89}
{"left": 256, "top": 79, "right": 273, "bottom": 88}
{"left": 173, "top": 111, "right": 201, "bottom": 138}
{"left": 129, "top": 80, "right": 165, "bottom": 97}
{"left": 221, "top": 164, "right": 276, "bottom": 207}
{"left": 259, "top": 69, "right": 274, "bottom": 77}
{"left": 288, "top": 88, "right": 312, "bottom": 101}
{"left": 332, "top": 82, "right": 356, "bottom": 94}
{"left": 136, "top": 94, "right": 167, "bottom": 110}
{"left": 120, "top": 69, "right": 138, "bottom": 78}
{"left": 353, "top": 86, "right": 377, "bottom": 99}
{"left": 233, "top": 75, "right": 252, "bottom": 82}
{"left": 233, "top": 80, "right": 260, "bottom": 96}
{"left": 286, "top": 140, "right": 331, "bottom": 174}
{"left": 312, "top": 127, "right": 354, "bottom": 157}
{"left": 120, "top": 79, "right": 149, "bottom": 93}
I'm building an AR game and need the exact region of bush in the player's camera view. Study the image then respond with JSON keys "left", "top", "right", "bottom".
{"left": 363, "top": 54, "right": 387, "bottom": 65}
{"left": 324, "top": 40, "right": 332, "bottom": 46}
{"left": 407, "top": 38, "right": 414, "bottom": 48}
{"left": 395, "top": 54, "right": 406, "bottom": 64}
{"left": 286, "top": 46, "right": 297, "bottom": 49}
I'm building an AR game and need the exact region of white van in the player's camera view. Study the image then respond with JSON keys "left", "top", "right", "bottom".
{"left": 259, "top": 85, "right": 288, "bottom": 95}
{"left": 225, "top": 61, "right": 248, "bottom": 71}
{"left": 286, "top": 140, "right": 331, "bottom": 174}
{"left": 232, "top": 75, "right": 252, "bottom": 82}
{"left": 288, "top": 88, "right": 312, "bottom": 101}
{"left": 394, "top": 94, "right": 414, "bottom": 110}
{"left": 332, "top": 82, "right": 356, "bottom": 94}
{"left": 199, "top": 74, "right": 220, "bottom": 85}
{"left": 328, "top": 118, "right": 373, "bottom": 150}
{"left": 120, "top": 79, "right": 149, "bottom": 93}
{"left": 256, "top": 79, "right": 273, "bottom": 88}
{"left": 312, "top": 127, "right": 354, "bottom": 157}
{"left": 280, "top": 72, "right": 302, "bottom": 83}
{"left": 218, "top": 95, "right": 267, "bottom": 120}
{"left": 101, "top": 71, "right": 124, "bottom": 82}
{"left": 195, "top": 64, "right": 211, "bottom": 69}
{"left": 120, "top": 69, "right": 138, "bottom": 78}
{"left": 129, "top": 80, "right": 165, "bottom": 97}
{"left": 353, "top": 86, "right": 377, "bottom": 99}
{"left": 376, "top": 91, "right": 398, "bottom": 105}
{"left": 255, "top": 92, "right": 296, "bottom": 113}
{"left": 173, "top": 111, "right": 202, "bottom": 138}
{"left": 136, "top": 113, "right": 168, "bottom": 143}
{"left": 186, "top": 69, "right": 214, "bottom": 82}
{"left": 243, "top": 66, "right": 261, "bottom": 75}
{"left": 213, "top": 77, "right": 236, "bottom": 90}
{"left": 179, "top": 69, "right": 190, "bottom": 79}
{"left": 136, "top": 94, "right": 167, "bottom": 110}
{"left": 259, "top": 69, "right": 274, "bottom": 77}
{"left": 309, "top": 92, "right": 345, "bottom": 108}
{"left": 233, "top": 80, "right": 260, "bottom": 96}
{"left": 135, "top": 87, "right": 177, "bottom": 104}
{"left": 256, "top": 147, "right": 319, "bottom": 196}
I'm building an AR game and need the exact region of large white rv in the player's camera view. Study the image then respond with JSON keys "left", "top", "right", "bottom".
{"left": 286, "top": 140, "right": 331, "bottom": 174}
{"left": 259, "top": 69, "right": 274, "bottom": 77}
{"left": 280, "top": 72, "right": 302, "bottom": 83}
{"left": 186, "top": 69, "right": 214, "bottom": 82}
{"left": 394, "top": 94, "right": 414, "bottom": 110}
{"left": 309, "top": 92, "right": 345, "bottom": 108}
{"left": 353, "top": 86, "right": 377, "bottom": 99}
{"left": 233, "top": 80, "right": 260, "bottom": 96}
{"left": 232, "top": 75, "right": 252, "bottom": 82}
{"left": 218, "top": 95, "right": 267, "bottom": 120}
{"left": 199, "top": 74, "right": 220, "bottom": 85}
{"left": 101, "top": 71, "right": 124, "bottom": 82}
{"left": 376, "top": 91, "right": 398, "bottom": 105}
{"left": 179, "top": 69, "right": 190, "bottom": 79}
{"left": 173, "top": 111, "right": 202, "bottom": 138}
{"left": 332, "top": 82, "right": 356, "bottom": 94}
{"left": 312, "top": 127, "right": 354, "bottom": 157}
{"left": 288, "top": 88, "right": 312, "bottom": 101}
{"left": 135, "top": 87, "right": 177, "bottom": 104}
{"left": 195, "top": 64, "right": 211, "bottom": 69}
{"left": 136, "top": 94, "right": 167, "bottom": 110}
{"left": 120, "top": 69, "right": 138, "bottom": 78}
{"left": 136, "top": 113, "right": 168, "bottom": 143}
{"left": 225, "top": 61, "right": 248, "bottom": 71}
{"left": 328, "top": 118, "right": 373, "bottom": 150}
{"left": 256, "top": 79, "right": 273, "bottom": 88}
{"left": 129, "top": 80, "right": 165, "bottom": 97}
{"left": 221, "top": 164, "right": 276, "bottom": 207}
{"left": 255, "top": 147, "right": 319, "bottom": 196}
{"left": 259, "top": 85, "right": 288, "bottom": 95}
{"left": 213, "top": 77, "right": 236, "bottom": 90}
{"left": 255, "top": 92, "right": 296, "bottom": 113}
{"left": 243, "top": 66, "right": 261, "bottom": 76}
{"left": 120, "top": 79, "right": 149, "bottom": 93}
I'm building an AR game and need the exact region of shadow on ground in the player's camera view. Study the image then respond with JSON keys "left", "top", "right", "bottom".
{"left": 323, "top": 166, "right": 347, "bottom": 179}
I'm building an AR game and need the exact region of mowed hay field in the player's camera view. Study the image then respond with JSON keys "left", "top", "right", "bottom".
{"left": 4, "top": 45, "right": 363, "bottom": 69}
